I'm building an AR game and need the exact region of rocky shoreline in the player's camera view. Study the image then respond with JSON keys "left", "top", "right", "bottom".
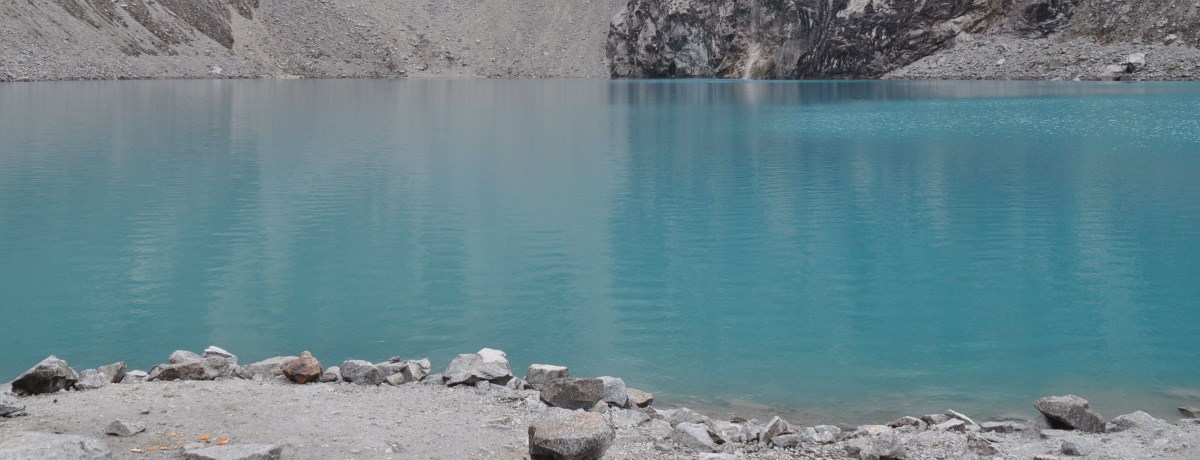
{"left": 3, "top": 348, "right": 1200, "bottom": 459}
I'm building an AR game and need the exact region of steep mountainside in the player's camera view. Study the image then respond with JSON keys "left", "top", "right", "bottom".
{"left": 0, "top": 0, "right": 626, "bottom": 81}
{"left": 607, "top": 0, "right": 1200, "bottom": 80}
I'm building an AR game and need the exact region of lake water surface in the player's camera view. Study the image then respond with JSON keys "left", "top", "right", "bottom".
{"left": 2, "top": 79, "right": 1199, "bottom": 424}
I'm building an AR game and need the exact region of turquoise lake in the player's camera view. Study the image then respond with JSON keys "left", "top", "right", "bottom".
{"left": 2, "top": 79, "right": 1199, "bottom": 424}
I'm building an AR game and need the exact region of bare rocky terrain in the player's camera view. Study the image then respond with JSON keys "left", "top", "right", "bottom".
{"left": 3, "top": 349, "right": 1200, "bottom": 460}
{"left": 0, "top": 0, "right": 626, "bottom": 82}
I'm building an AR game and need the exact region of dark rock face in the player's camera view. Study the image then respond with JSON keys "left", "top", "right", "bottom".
{"left": 608, "top": 0, "right": 1008, "bottom": 79}
{"left": 50, "top": 0, "right": 251, "bottom": 52}
{"left": 11, "top": 356, "right": 79, "bottom": 396}
{"left": 1012, "top": 0, "right": 1082, "bottom": 37}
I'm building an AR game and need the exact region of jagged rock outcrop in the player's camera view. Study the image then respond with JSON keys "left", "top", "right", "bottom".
{"left": 608, "top": 0, "right": 1200, "bottom": 79}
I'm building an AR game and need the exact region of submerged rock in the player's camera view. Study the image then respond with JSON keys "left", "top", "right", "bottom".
{"left": 444, "top": 349, "right": 513, "bottom": 386}
{"left": 526, "top": 364, "right": 570, "bottom": 389}
{"left": 184, "top": 444, "right": 283, "bottom": 460}
{"left": 528, "top": 411, "right": 615, "bottom": 460}
{"left": 1035, "top": 395, "right": 1106, "bottom": 432}
{"left": 281, "top": 351, "right": 323, "bottom": 384}
{"left": 105, "top": 419, "right": 146, "bottom": 437}
{"left": 11, "top": 356, "right": 79, "bottom": 396}
{"left": 626, "top": 388, "right": 654, "bottom": 408}
{"left": 540, "top": 378, "right": 607, "bottom": 410}
{"left": 0, "top": 432, "right": 111, "bottom": 459}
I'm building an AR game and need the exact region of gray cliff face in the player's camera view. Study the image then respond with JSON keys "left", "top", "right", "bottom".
{"left": 608, "top": 0, "right": 1200, "bottom": 79}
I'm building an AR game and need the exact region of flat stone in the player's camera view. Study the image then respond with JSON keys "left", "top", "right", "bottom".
{"left": 611, "top": 408, "right": 651, "bottom": 428}
{"left": 528, "top": 411, "right": 615, "bottom": 460}
{"left": 966, "top": 432, "right": 1000, "bottom": 456}
{"left": 11, "top": 356, "right": 79, "bottom": 396}
{"left": 401, "top": 358, "right": 431, "bottom": 382}
{"left": 851, "top": 425, "right": 892, "bottom": 438}
{"left": 1179, "top": 406, "right": 1200, "bottom": 418}
{"left": 149, "top": 357, "right": 232, "bottom": 381}
{"left": 281, "top": 351, "right": 323, "bottom": 384}
{"left": 105, "top": 419, "right": 146, "bottom": 437}
{"left": 526, "top": 364, "right": 570, "bottom": 389}
{"left": 933, "top": 419, "right": 966, "bottom": 432}
{"left": 760, "top": 416, "right": 789, "bottom": 444}
{"left": 945, "top": 409, "right": 979, "bottom": 427}
{"left": 540, "top": 378, "right": 606, "bottom": 410}
{"left": 1061, "top": 439, "right": 1097, "bottom": 456}
{"left": 320, "top": 366, "right": 341, "bottom": 383}
{"left": 242, "top": 356, "right": 299, "bottom": 379}
{"left": 672, "top": 422, "right": 722, "bottom": 452}
{"left": 97, "top": 362, "right": 126, "bottom": 384}
{"left": 981, "top": 421, "right": 1026, "bottom": 433}
{"left": 626, "top": 388, "right": 654, "bottom": 408}
{"left": 646, "top": 419, "right": 673, "bottom": 438}
{"left": 597, "top": 376, "right": 629, "bottom": 407}
{"left": 443, "top": 349, "right": 513, "bottom": 386}
{"left": 73, "top": 369, "right": 108, "bottom": 391}
{"left": 1, "top": 393, "right": 25, "bottom": 417}
{"left": 1035, "top": 395, "right": 1106, "bottom": 433}
{"left": 203, "top": 346, "right": 237, "bottom": 362}
{"left": 665, "top": 407, "right": 707, "bottom": 427}
{"left": 122, "top": 370, "right": 148, "bottom": 383}
{"left": 340, "top": 360, "right": 384, "bottom": 385}
{"left": 1105, "top": 410, "right": 1168, "bottom": 433}
{"left": 0, "top": 431, "right": 111, "bottom": 459}
{"left": 170, "top": 350, "right": 202, "bottom": 364}
{"left": 183, "top": 444, "right": 283, "bottom": 460}
{"left": 888, "top": 416, "right": 926, "bottom": 429}
{"left": 772, "top": 433, "right": 803, "bottom": 448}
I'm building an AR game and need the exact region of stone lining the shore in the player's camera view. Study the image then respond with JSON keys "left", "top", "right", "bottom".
{"left": 4, "top": 347, "right": 1200, "bottom": 460}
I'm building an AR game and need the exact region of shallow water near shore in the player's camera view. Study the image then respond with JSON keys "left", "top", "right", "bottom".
{"left": 2, "top": 79, "right": 1199, "bottom": 425}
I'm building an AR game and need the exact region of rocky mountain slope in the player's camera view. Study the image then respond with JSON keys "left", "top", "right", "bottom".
{"left": 607, "top": 0, "right": 1200, "bottom": 80}
{"left": 0, "top": 0, "right": 626, "bottom": 81}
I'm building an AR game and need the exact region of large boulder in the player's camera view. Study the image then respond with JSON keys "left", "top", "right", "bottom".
{"left": 73, "top": 369, "right": 109, "bottom": 391}
{"left": 540, "top": 378, "right": 607, "bottom": 410}
{"left": 0, "top": 431, "right": 111, "bottom": 459}
{"left": 340, "top": 360, "right": 384, "bottom": 385}
{"left": 672, "top": 422, "right": 723, "bottom": 452}
{"left": 401, "top": 358, "right": 431, "bottom": 382}
{"left": 1034, "top": 395, "right": 1105, "bottom": 432}
{"left": 1105, "top": 411, "right": 1169, "bottom": 433}
{"left": 97, "top": 362, "right": 126, "bottom": 384}
{"left": 526, "top": 364, "right": 570, "bottom": 389}
{"left": 149, "top": 356, "right": 233, "bottom": 381}
{"left": 10, "top": 356, "right": 79, "bottom": 396}
{"left": 597, "top": 376, "right": 629, "bottom": 407}
{"left": 528, "top": 412, "right": 615, "bottom": 460}
{"left": 443, "top": 348, "right": 513, "bottom": 386}
{"left": 183, "top": 444, "right": 283, "bottom": 460}
{"left": 281, "top": 352, "right": 323, "bottom": 384}
{"left": 242, "top": 356, "right": 299, "bottom": 379}
{"left": 1, "top": 393, "right": 25, "bottom": 417}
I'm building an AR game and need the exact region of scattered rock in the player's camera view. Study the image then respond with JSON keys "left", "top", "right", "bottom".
{"left": 1105, "top": 410, "right": 1168, "bottom": 433}
{"left": 921, "top": 413, "right": 951, "bottom": 425}
{"left": 401, "top": 358, "right": 431, "bottom": 382}
{"left": 1034, "top": 395, "right": 1106, "bottom": 432}
{"left": 850, "top": 425, "right": 892, "bottom": 438}
{"left": 933, "top": 419, "right": 966, "bottom": 432}
{"left": 1, "top": 393, "right": 25, "bottom": 417}
{"left": 760, "top": 416, "right": 789, "bottom": 444}
{"left": 183, "top": 444, "right": 283, "bottom": 460}
{"left": 800, "top": 425, "right": 841, "bottom": 443}
{"left": 597, "top": 376, "right": 628, "bottom": 408}
{"left": 340, "top": 360, "right": 384, "bottom": 386}
{"left": 0, "top": 431, "right": 111, "bottom": 459}
{"left": 243, "top": 357, "right": 299, "bottom": 379}
{"left": 888, "top": 416, "right": 927, "bottom": 430}
{"left": 10, "top": 356, "right": 79, "bottom": 396}
{"left": 281, "top": 351, "right": 323, "bottom": 384}
{"left": 375, "top": 361, "right": 407, "bottom": 378}
{"left": 105, "top": 419, "right": 146, "bottom": 437}
{"left": 203, "top": 346, "right": 236, "bottom": 362}
{"left": 526, "top": 364, "right": 570, "bottom": 389}
{"left": 170, "top": 350, "right": 202, "bottom": 364}
{"left": 386, "top": 373, "right": 409, "bottom": 386}
{"left": 422, "top": 373, "right": 445, "bottom": 386}
{"left": 528, "top": 411, "right": 615, "bottom": 460}
{"left": 1124, "top": 52, "right": 1147, "bottom": 71}
{"left": 149, "top": 356, "right": 232, "bottom": 381}
{"left": 611, "top": 408, "right": 651, "bottom": 428}
{"left": 122, "top": 370, "right": 149, "bottom": 383}
{"left": 845, "top": 430, "right": 905, "bottom": 460}
{"left": 665, "top": 407, "right": 707, "bottom": 427}
{"left": 73, "top": 369, "right": 109, "bottom": 391}
{"left": 966, "top": 432, "right": 1000, "bottom": 455}
{"left": 443, "top": 349, "right": 513, "bottom": 386}
{"left": 506, "top": 377, "right": 531, "bottom": 390}
{"left": 320, "top": 366, "right": 342, "bottom": 383}
{"left": 1179, "top": 406, "right": 1200, "bottom": 418}
{"left": 626, "top": 389, "right": 654, "bottom": 408}
{"left": 981, "top": 421, "right": 1026, "bottom": 433}
{"left": 944, "top": 409, "right": 979, "bottom": 427}
{"left": 1041, "top": 429, "right": 1071, "bottom": 438}
{"left": 97, "top": 362, "right": 126, "bottom": 383}
{"left": 540, "top": 378, "right": 606, "bottom": 410}
{"left": 1061, "top": 438, "right": 1097, "bottom": 456}
{"left": 672, "top": 422, "right": 723, "bottom": 452}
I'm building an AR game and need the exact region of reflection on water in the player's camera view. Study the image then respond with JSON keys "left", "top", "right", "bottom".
{"left": 1, "top": 79, "right": 1199, "bottom": 424}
